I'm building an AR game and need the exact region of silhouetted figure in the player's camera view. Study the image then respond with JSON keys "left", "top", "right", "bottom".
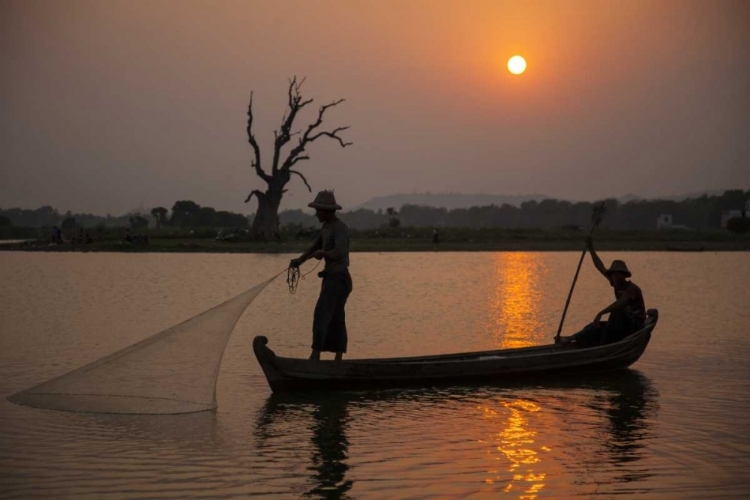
{"left": 51, "top": 226, "right": 62, "bottom": 244}
{"left": 431, "top": 228, "right": 440, "bottom": 245}
{"left": 560, "top": 237, "right": 646, "bottom": 347}
{"left": 290, "top": 191, "right": 352, "bottom": 362}
{"left": 255, "top": 395, "right": 353, "bottom": 500}
{"left": 85, "top": 233, "right": 93, "bottom": 244}
{"left": 596, "top": 371, "right": 659, "bottom": 485}
{"left": 306, "top": 397, "right": 352, "bottom": 499}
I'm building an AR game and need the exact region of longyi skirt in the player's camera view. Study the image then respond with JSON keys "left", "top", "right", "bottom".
{"left": 312, "top": 269, "right": 352, "bottom": 353}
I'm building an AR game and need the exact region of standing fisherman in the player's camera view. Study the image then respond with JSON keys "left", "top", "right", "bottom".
{"left": 290, "top": 190, "right": 352, "bottom": 361}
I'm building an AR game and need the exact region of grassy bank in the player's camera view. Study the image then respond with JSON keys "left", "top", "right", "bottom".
{"left": 2, "top": 228, "right": 749, "bottom": 253}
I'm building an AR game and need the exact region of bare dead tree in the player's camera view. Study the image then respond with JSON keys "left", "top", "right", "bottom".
{"left": 245, "top": 76, "right": 352, "bottom": 240}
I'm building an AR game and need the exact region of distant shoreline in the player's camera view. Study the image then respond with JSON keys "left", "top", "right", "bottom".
{"left": 1, "top": 238, "right": 747, "bottom": 253}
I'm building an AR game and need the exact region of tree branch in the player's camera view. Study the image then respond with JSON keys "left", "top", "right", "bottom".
{"left": 289, "top": 169, "right": 312, "bottom": 192}
{"left": 272, "top": 76, "right": 313, "bottom": 174}
{"left": 247, "top": 92, "right": 271, "bottom": 183}
{"left": 288, "top": 155, "right": 310, "bottom": 168}
{"left": 308, "top": 126, "right": 353, "bottom": 148}
{"left": 244, "top": 189, "right": 265, "bottom": 204}
{"left": 280, "top": 99, "right": 351, "bottom": 172}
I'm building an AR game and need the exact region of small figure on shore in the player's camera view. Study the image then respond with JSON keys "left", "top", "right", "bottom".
{"left": 85, "top": 232, "right": 93, "bottom": 244}
{"left": 51, "top": 226, "right": 62, "bottom": 244}
{"left": 431, "top": 228, "right": 440, "bottom": 245}
{"left": 559, "top": 237, "right": 646, "bottom": 348}
{"left": 289, "top": 190, "right": 352, "bottom": 362}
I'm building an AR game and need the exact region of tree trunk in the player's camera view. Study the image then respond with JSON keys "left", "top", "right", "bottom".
{"left": 251, "top": 187, "right": 283, "bottom": 240}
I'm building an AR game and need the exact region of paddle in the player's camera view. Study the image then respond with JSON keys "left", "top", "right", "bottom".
{"left": 554, "top": 201, "right": 606, "bottom": 343}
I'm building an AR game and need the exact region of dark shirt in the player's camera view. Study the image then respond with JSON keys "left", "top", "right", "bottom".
{"left": 307, "top": 218, "right": 350, "bottom": 273}
{"left": 611, "top": 280, "right": 646, "bottom": 320}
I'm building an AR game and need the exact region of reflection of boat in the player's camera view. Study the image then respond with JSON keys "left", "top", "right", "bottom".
{"left": 253, "top": 310, "right": 659, "bottom": 393}
{"left": 254, "top": 370, "right": 658, "bottom": 497}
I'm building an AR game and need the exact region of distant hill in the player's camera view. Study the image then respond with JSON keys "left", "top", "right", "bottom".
{"left": 616, "top": 189, "right": 728, "bottom": 204}
{"left": 355, "top": 190, "right": 734, "bottom": 211}
{"left": 355, "top": 192, "right": 548, "bottom": 211}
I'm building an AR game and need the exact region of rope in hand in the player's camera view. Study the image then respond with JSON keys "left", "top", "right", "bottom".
{"left": 286, "top": 259, "right": 322, "bottom": 294}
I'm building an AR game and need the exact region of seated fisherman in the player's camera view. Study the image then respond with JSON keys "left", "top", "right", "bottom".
{"left": 560, "top": 237, "right": 646, "bottom": 348}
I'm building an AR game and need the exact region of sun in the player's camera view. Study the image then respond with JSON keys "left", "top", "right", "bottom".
{"left": 507, "top": 55, "right": 527, "bottom": 75}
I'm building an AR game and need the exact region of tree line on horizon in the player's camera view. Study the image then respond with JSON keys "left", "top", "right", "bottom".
{"left": 0, "top": 200, "right": 250, "bottom": 232}
{"left": 2, "top": 190, "right": 748, "bottom": 234}
{"left": 283, "top": 189, "right": 750, "bottom": 232}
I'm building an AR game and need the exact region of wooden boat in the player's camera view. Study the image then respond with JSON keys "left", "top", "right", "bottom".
{"left": 253, "top": 309, "right": 659, "bottom": 393}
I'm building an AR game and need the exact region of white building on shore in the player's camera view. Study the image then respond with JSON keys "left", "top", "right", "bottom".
{"left": 657, "top": 214, "right": 688, "bottom": 230}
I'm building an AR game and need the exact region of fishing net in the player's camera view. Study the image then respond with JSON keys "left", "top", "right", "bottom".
{"left": 8, "top": 277, "right": 277, "bottom": 414}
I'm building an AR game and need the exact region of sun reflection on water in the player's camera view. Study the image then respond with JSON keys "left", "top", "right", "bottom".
{"left": 489, "top": 253, "right": 546, "bottom": 348}
{"left": 480, "top": 399, "right": 548, "bottom": 499}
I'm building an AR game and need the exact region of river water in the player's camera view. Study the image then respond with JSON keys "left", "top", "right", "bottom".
{"left": 0, "top": 251, "right": 748, "bottom": 499}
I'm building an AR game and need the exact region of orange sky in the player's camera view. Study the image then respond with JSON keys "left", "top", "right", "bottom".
{"left": 1, "top": 0, "right": 749, "bottom": 214}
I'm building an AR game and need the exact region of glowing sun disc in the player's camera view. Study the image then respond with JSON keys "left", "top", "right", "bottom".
{"left": 507, "top": 55, "right": 527, "bottom": 75}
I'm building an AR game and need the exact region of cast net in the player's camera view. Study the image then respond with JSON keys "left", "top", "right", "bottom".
{"left": 8, "top": 277, "right": 277, "bottom": 414}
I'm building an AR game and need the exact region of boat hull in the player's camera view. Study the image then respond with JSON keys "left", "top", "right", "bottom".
{"left": 253, "top": 310, "right": 658, "bottom": 393}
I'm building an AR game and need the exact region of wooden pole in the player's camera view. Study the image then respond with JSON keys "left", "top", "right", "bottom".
{"left": 555, "top": 201, "right": 606, "bottom": 342}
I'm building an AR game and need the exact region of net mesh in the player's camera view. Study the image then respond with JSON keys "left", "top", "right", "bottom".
{"left": 8, "top": 277, "right": 276, "bottom": 414}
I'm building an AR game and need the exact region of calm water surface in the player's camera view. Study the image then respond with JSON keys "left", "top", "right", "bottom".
{"left": 1, "top": 251, "right": 748, "bottom": 499}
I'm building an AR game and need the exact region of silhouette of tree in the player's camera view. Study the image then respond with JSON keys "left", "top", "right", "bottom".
{"left": 245, "top": 76, "right": 352, "bottom": 240}
{"left": 166, "top": 200, "right": 248, "bottom": 228}
{"left": 170, "top": 200, "right": 201, "bottom": 227}
{"left": 386, "top": 207, "right": 400, "bottom": 228}
{"left": 150, "top": 207, "right": 169, "bottom": 228}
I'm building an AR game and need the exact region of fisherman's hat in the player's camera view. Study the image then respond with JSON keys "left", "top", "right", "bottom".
{"left": 605, "top": 260, "right": 632, "bottom": 278}
{"left": 308, "top": 190, "right": 342, "bottom": 211}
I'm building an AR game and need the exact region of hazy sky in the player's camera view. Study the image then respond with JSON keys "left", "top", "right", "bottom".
{"left": 2, "top": 0, "right": 749, "bottom": 215}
